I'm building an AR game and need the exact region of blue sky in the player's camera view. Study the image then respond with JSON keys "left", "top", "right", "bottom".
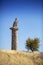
{"left": 0, "top": 0, "right": 43, "bottom": 51}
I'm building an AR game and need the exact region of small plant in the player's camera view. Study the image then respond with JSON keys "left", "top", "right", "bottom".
{"left": 26, "top": 38, "right": 40, "bottom": 52}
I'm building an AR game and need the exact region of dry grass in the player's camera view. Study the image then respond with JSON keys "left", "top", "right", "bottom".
{"left": 0, "top": 50, "right": 43, "bottom": 65}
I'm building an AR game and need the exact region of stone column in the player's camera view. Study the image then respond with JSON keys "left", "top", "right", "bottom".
{"left": 10, "top": 18, "right": 18, "bottom": 50}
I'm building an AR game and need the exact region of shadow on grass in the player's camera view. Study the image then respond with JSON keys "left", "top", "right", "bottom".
{"left": 40, "top": 52, "right": 43, "bottom": 65}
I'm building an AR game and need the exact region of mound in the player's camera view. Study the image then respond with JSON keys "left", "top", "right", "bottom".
{"left": 0, "top": 50, "right": 43, "bottom": 65}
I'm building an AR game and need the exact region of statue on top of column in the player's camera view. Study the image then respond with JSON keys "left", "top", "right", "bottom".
{"left": 13, "top": 18, "right": 18, "bottom": 27}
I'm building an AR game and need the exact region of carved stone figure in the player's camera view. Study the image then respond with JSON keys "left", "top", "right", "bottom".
{"left": 13, "top": 18, "right": 18, "bottom": 27}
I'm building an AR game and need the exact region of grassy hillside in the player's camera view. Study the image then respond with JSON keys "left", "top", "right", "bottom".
{"left": 0, "top": 50, "right": 43, "bottom": 65}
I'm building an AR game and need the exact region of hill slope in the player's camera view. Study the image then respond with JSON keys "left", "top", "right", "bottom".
{"left": 0, "top": 50, "right": 43, "bottom": 65}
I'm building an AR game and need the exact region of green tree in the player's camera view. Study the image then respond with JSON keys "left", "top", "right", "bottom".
{"left": 26, "top": 38, "right": 40, "bottom": 52}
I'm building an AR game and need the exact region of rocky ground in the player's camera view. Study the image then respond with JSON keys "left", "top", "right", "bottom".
{"left": 0, "top": 50, "right": 43, "bottom": 65}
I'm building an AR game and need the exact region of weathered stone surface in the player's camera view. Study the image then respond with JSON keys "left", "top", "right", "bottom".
{"left": 0, "top": 50, "right": 43, "bottom": 65}
{"left": 10, "top": 18, "right": 18, "bottom": 50}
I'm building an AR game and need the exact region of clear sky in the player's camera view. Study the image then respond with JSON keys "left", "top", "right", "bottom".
{"left": 0, "top": 0, "right": 43, "bottom": 52}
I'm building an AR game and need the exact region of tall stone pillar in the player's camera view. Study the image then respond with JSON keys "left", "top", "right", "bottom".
{"left": 10, "top": 18, "right": 18, "bottom": 50}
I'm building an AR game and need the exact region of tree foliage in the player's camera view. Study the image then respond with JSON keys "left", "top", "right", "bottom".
{"left": 26, "top": 38, "right": 40, "bottom": 52}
